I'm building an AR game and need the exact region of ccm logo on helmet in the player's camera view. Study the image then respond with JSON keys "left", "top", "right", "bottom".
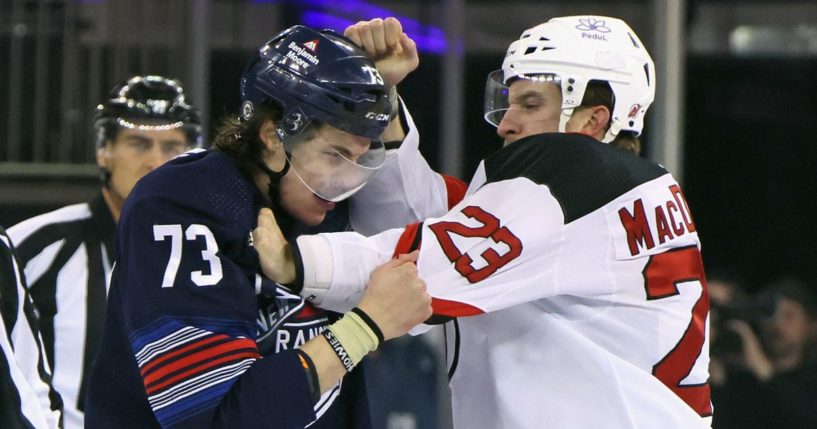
{"left": 365, "top": 112, "right": 389, "bottom": 121}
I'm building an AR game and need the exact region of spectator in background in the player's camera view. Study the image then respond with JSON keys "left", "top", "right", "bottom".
{"left": 756, "top": 279, "right": 817, "bottom": 428}
{"left": 708, "top": 274, "right": 777, "bottom": 429}
{"left": 1, "top": 226, "right": 62, "bottom": 428}
{"left": 8, "top": 75, "right": 201, "bottom": 429}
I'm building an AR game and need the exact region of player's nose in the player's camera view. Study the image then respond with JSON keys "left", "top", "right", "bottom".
{"left": 497, "top": 110, "right": 520, "bottom": 143}
{"left": 144, "top": 144, "right": 167, "bottom": 170}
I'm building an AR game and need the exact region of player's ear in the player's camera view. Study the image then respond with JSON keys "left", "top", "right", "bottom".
{"left": 258, "top": 119, "right": 281, "bottom": 153}
{"left": 96, "top": 143, "right": 111, "bottom": 169}
{"left": 578, "top": 105, "right": 611, "bottom": 140}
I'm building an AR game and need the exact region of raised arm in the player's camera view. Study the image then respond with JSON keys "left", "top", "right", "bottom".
{"left": 344, "top": 18, "right": 465, "bottom": 235}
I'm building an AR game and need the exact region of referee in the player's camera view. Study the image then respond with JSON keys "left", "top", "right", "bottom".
{"left": 1, "top": 226, "right": 62, "bottom": 428}
{"left": 8, "top": 76, "right": 202, "bottom": 429}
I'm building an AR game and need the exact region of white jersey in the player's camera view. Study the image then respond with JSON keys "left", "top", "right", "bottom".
{"left": 297, "top": 133, "right": 712, "bottom": 428}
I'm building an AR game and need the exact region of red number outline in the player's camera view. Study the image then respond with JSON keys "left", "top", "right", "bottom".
{"left": 428, "top": 206, "right": 523, "bottom": 283}
{"left": 643, "top": 246, "right": 712, "bottom": 417}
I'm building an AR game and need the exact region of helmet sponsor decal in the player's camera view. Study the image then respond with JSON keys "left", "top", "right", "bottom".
{"left": 285, "top": 41, "right": 321, "bottom": 68}
{"left": 576, "top": 17, "right": 612, "bottom": 41}
{"left": 302, "top": 39, "right": 319, "bottom": 52}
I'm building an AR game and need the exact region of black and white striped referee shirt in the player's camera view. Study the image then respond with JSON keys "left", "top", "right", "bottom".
{"left": 1, "top": 227, "right": 62, "bottom": 428}
{"left": 8, "top": 193, "right": 114, "bottom": 429}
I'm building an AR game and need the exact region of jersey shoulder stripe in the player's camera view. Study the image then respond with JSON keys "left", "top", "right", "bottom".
{"left": 483, "top": 133, "right": 667, "bottom": 223}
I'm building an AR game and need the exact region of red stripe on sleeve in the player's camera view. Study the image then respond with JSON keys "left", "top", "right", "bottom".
{"left": 393, "top": 222, "right": 422, "bottom": 258}
{"left": 431, "top": 297, "right": 484, "bottom": 317}
{"left": 145, "top": 351, "right": 260, "bottom": 394}
{"left": 142, "top": 338, "right": 259, "bottom": 385}
{"left": 442, "top": 174, "right": 467, "bottom": 209}
{"left": 140, "top": 334, "right": 227, "bottom": 376}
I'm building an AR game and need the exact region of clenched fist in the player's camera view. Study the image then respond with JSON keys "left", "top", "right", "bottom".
{"left": 344, "top": 17, "right": 419, "bottom": 88}
{"left": 356, "top": 251, "right": 433, "bottom": 340}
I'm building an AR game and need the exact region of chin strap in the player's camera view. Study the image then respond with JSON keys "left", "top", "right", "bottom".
{"left": 256, "top": 157, "right": 290, "bottom": 186}
{"left": 256, "top": 156, "right": 297, "bottom": 233}
{"left": 602, "top": 120, "right": 621, "bottom": 143}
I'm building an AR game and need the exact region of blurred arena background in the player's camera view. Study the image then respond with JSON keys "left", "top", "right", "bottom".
{"left": 2, "top": 1, "right": 817, "bottom": 428}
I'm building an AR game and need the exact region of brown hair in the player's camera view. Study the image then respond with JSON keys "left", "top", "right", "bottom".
{"left": 579, "top": 80, "right": 642, "bottom": 155}
{"left": 212, "top": 103, "right": 283, "bottom": 177}
{"left": 609, "top": 131, "right": 641, "bottom": 155}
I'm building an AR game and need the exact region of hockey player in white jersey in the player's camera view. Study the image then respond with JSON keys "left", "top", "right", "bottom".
{"left": 254, "top": 16, "right": 712, "bottom": 428}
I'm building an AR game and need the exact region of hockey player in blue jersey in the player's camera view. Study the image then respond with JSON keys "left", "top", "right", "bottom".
{"left": 85, "top": 22, "right": 438, "bottom": 429}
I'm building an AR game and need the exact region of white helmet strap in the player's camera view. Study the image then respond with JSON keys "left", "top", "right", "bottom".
{"left": 558, "top": 107, "right": 620, "bottom": 143}
{"left": 558, "top": 108, "right": 574, "bottom": 134}
{"left": 602, "top": 119, "right": 621, "bottom": 143}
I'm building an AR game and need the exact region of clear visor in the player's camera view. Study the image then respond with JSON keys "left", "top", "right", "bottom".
{"left": 483, "top": 70, "right": 562, "bottom": 127}
{"left": 279, "top": 121, "right": 386, "bottom": 202}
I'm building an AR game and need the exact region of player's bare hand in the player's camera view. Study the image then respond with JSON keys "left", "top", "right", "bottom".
{"left": 344, "top": 17, "right": 419, "bottom": 88}
{"left": 253, "top": 208, "right": 296, "bottom": 284}
{"left": 356, "top": 251, "right": 432, "bottom": 340}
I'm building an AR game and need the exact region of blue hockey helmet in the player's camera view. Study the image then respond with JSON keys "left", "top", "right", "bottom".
{"left": 240, "top": 25, "right": 393, "bottom": 202}
{"left": 93, "top": 75, "right": 203, "bottom": 148}
{"left": 239, "top": 25, "right": 392, "bottom": 141}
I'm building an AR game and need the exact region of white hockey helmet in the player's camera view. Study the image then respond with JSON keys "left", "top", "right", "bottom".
{"left": 484, "top": 16, "right": 656, "bottom": 143}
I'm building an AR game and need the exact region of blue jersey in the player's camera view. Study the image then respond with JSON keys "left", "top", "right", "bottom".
{"left": 85, "top": 149, "right": 370, "bottom": 428}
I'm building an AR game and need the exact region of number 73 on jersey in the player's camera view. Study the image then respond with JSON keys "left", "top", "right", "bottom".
{"left": 153, "top": 224, "right": 223, "bottom": 287}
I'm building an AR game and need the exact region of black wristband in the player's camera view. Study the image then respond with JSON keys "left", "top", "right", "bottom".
{"left": 322, "top": 330, "right": 356, "bottom": 372}
{"left": 296, "top": 349, "right": 320, "bottom": 404}
{"left": 351, "top": 307, "right": 384, "bottom": 345}
{"left": 282, "top": 239, "right": 305, "bottom": 294}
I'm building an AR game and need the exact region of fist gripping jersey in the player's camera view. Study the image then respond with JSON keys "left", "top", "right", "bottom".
{"left": 296, "top": 133, "right": 712, "bottom": 429}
